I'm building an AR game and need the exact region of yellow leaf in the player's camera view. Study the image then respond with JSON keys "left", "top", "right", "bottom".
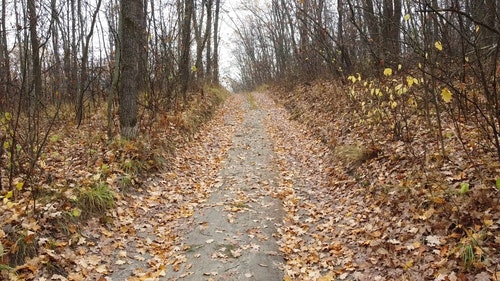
{"left": 475, "top": 25, "right": 480, "bottom": 33}
{"left": 5, "top": 190, "right": 13, "bottom": 199}
{"left": 441, "top": 87, "right": 453, "bottom": 103}
{"left": 406, "top": 76, "right": 418, "bottom": 87}
{"left": 3, "top": 141, "right": 9, "bottom": 150}
{"left": 72, "top": 208, "right": 81, "bottom": 217}
{"left": 408, "top": 97, "right": 417, "bottom": 107}
{"left": 435, "top": 41, "right": 443, "bottom": 51}
{"left": 16, "top": 181, "right": 24, "bottom": 191}
{"left": 395, "top": 83, "right": 406, "bottom": 95}
{"left": 390, "top": 101, "right": 398, "bottom": 109}
{"left": 403, "top": 259, "right": 414, "bottom": 270}
{"left": 404, "top": 14, "right": 410, "bottom": 21}
{"left": 383, "top": 68, "right": 393, "bottom": 76}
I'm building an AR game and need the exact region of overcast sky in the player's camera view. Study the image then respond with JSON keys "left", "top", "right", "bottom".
{"left": 218, "top": 0, "right": 244, "bottom": 86}
{"left": 218, "top": 0, "right": 268, "bottom": 87}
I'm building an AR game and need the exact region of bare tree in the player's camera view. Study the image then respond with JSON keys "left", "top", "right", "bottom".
{"left": 179, "top": 0, "right": 194, "bottom": 100}
{"left": 212, "top": 0, "right": 220, "bottom": 83}
{"left": 0, "top": 0, "right": 10, "bottom": 110}
{"left": 76, "top": 0, "right": 103, "bottom": 126}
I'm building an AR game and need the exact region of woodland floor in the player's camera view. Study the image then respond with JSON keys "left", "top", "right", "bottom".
{"left": 1, "top": 89, "right": 499, "bottom": 281}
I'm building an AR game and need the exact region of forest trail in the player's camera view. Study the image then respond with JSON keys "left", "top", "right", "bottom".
{"left": 4, "top": 87, "right": 497, "bottom": 281}
{"left": 161, "top": 93, "right": 284, "bottom": 280}
{"left": 101, "top": 92, "right": 288, "bottom": 281}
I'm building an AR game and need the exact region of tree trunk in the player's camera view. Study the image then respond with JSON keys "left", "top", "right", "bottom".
{"left": 212, "top": 0, "right": 220, "bottom": 83}
{"left": 382, "top": 0, "right": 401, "bottom": 66}
{"left": 179, "top": 0, "right": 193, "bottom": 99}
{"left": 50, "top": 0, "right": 62, "bottom": 104}
{"left": 118, "top": 0, "right": 145, "bottom": 139}
{"left": 28, "top": 0, "right": 42, "bottom": 112}
{"left": 204, "top": 0, "right": 213, "bottom": 82}
{"left": 362, "top": 0, "right": 382, "bottom": 66}
{"left": 76, "top": 0, "right": 102, "bottom": 127}
{"left": 193, "top": 0, "right": 206, "bottom": 81}
{"left": 0, "top": 0, "right": 10, "bottom": 110}
{"left": 27, "top": 0, "right": 42, "bottom": 170}
{"left": 70, "top": 0, "right": 78, "bottom": 103}
{"left": 337, "top": 0, "right": 352, "bottom": 73}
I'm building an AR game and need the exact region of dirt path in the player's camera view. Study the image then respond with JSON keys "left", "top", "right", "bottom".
{"left": 49, "top": 91, "right": 339, "bottom": 280}
{"left": 161, "top": 93, "right": 284, "bottom": 280}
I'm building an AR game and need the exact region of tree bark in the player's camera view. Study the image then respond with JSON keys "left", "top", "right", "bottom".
{"left": 50, "top": 0, "right": 62, "bottom": 104}
{"left": 28, "top": 0, "right": 42, "bottom": 111}
{"left": 76, "top": 0, "right": 102, "bottom": 127}
{"left": 179, "top": 0, "right": 193, "bottom": 99}
{"left": 204, "top": 0, "right": 213, "bottom": 82}
{"left": 337, "top": 0, "right": 352, "bottom": 73}
{"left": 118, "top": 0, "right": 145, "bottom": 139}
{"left": 212, "top": 0, "right": 220, "bottom": 83}
{"left": 0, "top": 0, "right": 10, "bottom": 110}
{"left": 193, "top": 0, "right": 212, "bottom": 82}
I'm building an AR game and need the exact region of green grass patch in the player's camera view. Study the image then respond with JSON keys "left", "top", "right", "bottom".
{"left": 76, "top": 182, "right": 115, "bottom": 218}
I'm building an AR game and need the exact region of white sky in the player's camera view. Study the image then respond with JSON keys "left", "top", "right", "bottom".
{"left": 218, "top": 0, "right": 268, "bottom": 87}
{"left": 219, "top": 0, "right": 245, "bottom": 86}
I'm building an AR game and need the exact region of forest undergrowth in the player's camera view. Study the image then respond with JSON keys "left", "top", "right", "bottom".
{"left": 0, "top": 86, "right": 230, "bottom": 280}
{"left": 271, "top": 78, "right": 499, "bottom": 280}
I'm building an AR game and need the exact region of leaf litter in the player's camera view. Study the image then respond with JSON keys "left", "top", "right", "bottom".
{"left": 162, "top": 93, "right": 284, "bottom": 281}
{"left": 266, "top": 82, "right": 499, "bottom": 280}
{"left": 2, "top": 85, "right": 498, "bottom": 281}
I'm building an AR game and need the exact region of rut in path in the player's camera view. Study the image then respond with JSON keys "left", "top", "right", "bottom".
{"left": 163, "top": 93, "right": 284, "bottom": 280}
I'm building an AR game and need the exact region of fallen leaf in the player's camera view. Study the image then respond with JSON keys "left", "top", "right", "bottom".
{"left": 426, "top": 235, "right": 442, "bottom": 247}
{"left": 95, "top": 264, "right": 108, "bottom": 274}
